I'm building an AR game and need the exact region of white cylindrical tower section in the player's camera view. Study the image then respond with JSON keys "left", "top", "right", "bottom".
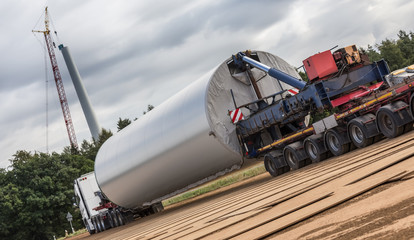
{"left": 94, "top": 51, "right": 300, "bottom": 209}
{"left": 59, "top": 44, "right": 101, "bottom": 140}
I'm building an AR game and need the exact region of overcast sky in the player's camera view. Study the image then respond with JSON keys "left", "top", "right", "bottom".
{"left": 0, "top": 0, "right": 413, "bottom": 169}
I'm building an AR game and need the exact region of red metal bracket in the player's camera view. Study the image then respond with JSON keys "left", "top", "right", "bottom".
{"left": 331, "top": 82, "right": 384, "bottom": 107}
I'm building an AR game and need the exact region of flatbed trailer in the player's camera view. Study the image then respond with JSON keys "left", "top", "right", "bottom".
{"left": 258, "top": 78, "right": 414, "bottom": 153}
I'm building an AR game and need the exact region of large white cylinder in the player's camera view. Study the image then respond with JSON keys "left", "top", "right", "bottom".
{"left": 95, "top": 51, "right": 299, "bottom": 209}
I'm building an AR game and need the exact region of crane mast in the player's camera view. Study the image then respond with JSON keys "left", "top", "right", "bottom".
{"left": 34, "top": 7, "right": 78, "bottom": 150}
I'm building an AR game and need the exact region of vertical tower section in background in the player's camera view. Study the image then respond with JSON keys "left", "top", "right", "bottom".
{"left": 59, "top": 44, "right": 101, "bottom": 140}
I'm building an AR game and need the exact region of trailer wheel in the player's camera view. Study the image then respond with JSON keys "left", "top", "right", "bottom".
{"left": 325, "top": 129, "right": 350, "bottom": 156}
{"left": 92, "top": 217, "right": 100, "bottom": 233}
{"left": 264, "top": 154, "right": 289, "bottom": 177}
{"left": 404, "top": 123, "right": 413, "bottom": 133}
{"left": 283, "top": 142, "right": 308, "bottom": 170}
{"left": 284, "top": 148, "right": 300, "bottom": 170}
{"left": 377, "top": 110, "right": 404, "bottom": 138}
{"left": 98, "top": 215, "right": 106, "bottom": 231}
{"left": 84, "top": 219, "right": 95, "bottom": 234}
{"left": 303, "top": 134, "right": 327, "bottom": 163}
{"left": 304, "top": 140, "right": 326, "bottom": 163}
{"left": 106, "top": 211, "right": 114, "bottom": 228}
{"left": 264, "top": 156, "right": 277, "bottom": 176}
{"left": 348, "top": 121, "right": 373, "bottom": 148}
{"left": 111, "top": 210, "right": 119, "bottom": 227}
{"left": 116, "top": 209, "right": 125, "bottom": 226}
{"left": 139, "top": 209, "right": 149, "bottom": 217}
{"left": 409, "top": 93, "right": 414, "bottom": 118}
{"left": 151, "top": 202, "right": 164, "bottom": 213}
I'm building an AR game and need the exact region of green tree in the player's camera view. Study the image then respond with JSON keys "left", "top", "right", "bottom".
{"left": 364, "top": 44, "right": 381, "bottom": 62}
{"left": 378, "top": 38, "right": 406, "bottom": 71}
{"left": 78, "top": 128, "right": 113, "bottom": 161}
{"left": 397, "top": 30, "right": 414, "bottom": 64}
{"left": 361, "top": 30, "right": 414, "bottom": 71}
{"left": 0, "top": 151, "right": 94, "bottom": 239}
{"left": 117, "top": 117, "right": 132, "bottom": 132}
{"left": 298, "top": 71, "right": 308, "bottom": 82}
{"left": 143, "top": 104, "right": 155, "bottom": 115}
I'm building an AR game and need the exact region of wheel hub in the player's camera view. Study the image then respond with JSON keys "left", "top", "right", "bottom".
{"left": 351, "top": 125, "right": 364, "bottom": 144}
{"left": 306, "top": 142, "right": 318, "bottom": 159}
{"left": 328, "top": 134, "right": 340, "bottom": 152}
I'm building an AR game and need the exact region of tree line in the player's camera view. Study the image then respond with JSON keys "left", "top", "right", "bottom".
{"left": 362, "top": 30, "right": 414, "bottom": 71}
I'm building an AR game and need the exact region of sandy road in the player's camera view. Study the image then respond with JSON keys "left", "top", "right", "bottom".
{"left": 78, "top": 130, "right": 414, "bottom": 240}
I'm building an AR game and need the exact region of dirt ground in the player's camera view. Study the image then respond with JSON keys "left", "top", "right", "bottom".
{"left": 72, "top": 131, "right": 414, "bottom": 240}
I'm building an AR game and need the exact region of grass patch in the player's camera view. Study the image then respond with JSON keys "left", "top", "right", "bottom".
{"left": 162, "top": 163, "right": 266, "bottom": 207}
{"left": 57, "top": 228, "right": 87, "bottom": 239}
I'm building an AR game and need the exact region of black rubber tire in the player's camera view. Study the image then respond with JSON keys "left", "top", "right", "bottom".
{"left": 410, "top": 93, "right": 414, "bottom": 118}
{"left": 264, "top": 155, "right": 277, "bottom": 177}
{"left": 106, "top": 211, "right": 114, "bottom": 228}
{"left": 404, "top": 123, "right": 413, "bottom": 133}
{"left": 303, "top": 138, "right": 327, "bottom": 163}
{"left": 151, "top": 202, "right": 164, "bottom": 213}
{"left": 116, "top": 210, "right": 125, "bottom": 226}
{"left": 98, "top": 215, "right": 106, "bottom": 231}
{"left": 325, "top": 129, "right": 350, "bottom": 156}
{"left": 264, "top": 155, "right": 288, "bottom": 177}
{"left": 84, "top": 219, "right": 95, "bottom": 235}
{"left": 92, "top": 217, "right": 100, "bottom": 233}
{"left": 284, "top": 147, "right": 305, "bottom": 170}
{"left": 111, "top": 210, "right": 119, "bottom": 227}
{"left": 348, "top": 121, "right": 374, "bottom": 148}
{"left": 138, "top": 211, "right": 146, "bottom": 218}
{"left": 377, "top": 110, "right": 404, "bottom": 138}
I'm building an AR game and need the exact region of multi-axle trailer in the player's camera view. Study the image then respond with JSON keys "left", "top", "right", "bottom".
{"left": 82, "top": 45, "right": 414, "bottom": 234}
{"left": 231, "top": 46, "right": 414, "bottom": 176}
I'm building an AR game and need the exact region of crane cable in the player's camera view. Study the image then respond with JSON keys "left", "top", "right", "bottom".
{"left": 33, "top": 28, "right": 50, "bottom": 154}
{"left": 44, "top": 41, "right": 49, "bottom": 154}
{"left": 48, "top": 10, "right": 62, "bottom": 46}
{"left": 33, "top": 6, "right": 51, "bottom": 154}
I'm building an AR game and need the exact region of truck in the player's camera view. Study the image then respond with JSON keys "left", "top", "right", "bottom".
{"left": 77, "top": 45, "right": 414, "bottom": 233}
{"left": 74, "top": 172, "right": 163, "bottom": 234}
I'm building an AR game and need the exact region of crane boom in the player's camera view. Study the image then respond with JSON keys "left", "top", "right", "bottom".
{"left": 34, "top": 7, "right": 78, "bottom": 150}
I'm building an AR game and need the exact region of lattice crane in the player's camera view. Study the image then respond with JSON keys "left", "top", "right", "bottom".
{"left": 33, "top": 7, "right": 78, "bottom": 150}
